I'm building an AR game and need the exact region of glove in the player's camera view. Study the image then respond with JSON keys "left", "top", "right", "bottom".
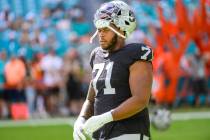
{"left": 73, "top": 117, "right": 86, "bottom": 140}
{"left": 82, "top": 111, "right": 113, "bottom": 137}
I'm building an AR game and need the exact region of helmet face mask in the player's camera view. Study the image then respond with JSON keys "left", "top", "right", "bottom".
{"left": 90, "top": 0, "right": 136, "bottom": 43}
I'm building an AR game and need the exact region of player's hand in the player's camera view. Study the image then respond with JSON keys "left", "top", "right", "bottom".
{"left": 82, "top": 111, "right": 113, "bottom": 137}
{"left": 73, "top": 117, "right": 86, "bottom": 140}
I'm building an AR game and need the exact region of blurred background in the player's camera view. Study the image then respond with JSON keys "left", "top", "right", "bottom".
{"left": 0, "top": 0, "right": 209, "bottom": 140}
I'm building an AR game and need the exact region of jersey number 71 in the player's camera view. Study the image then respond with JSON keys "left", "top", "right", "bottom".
{"left": 92, "top": 62, "right": 116, "bottom": 95}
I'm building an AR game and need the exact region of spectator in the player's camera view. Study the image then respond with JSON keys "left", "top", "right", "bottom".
{"left": 4, "top": 55, "right": 26, "bottom": 118}
{"left": 0, "top": 51, "right": 7, "bottom": 118}
{"left": 63, "top": 49, "right": 84, "bottom": 116}
{"left": 188, "top": 51, "right": 208, "bottom": 106}
{"left": 40, "top": 49, "right": 63, "bottom": 116}
{"left": 30, "top": 53, "right": 48, "bottom": 118}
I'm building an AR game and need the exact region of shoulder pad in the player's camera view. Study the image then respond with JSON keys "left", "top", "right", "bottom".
{"left": 89, "top": 47, "right": 100, "bottom": 68}
{"left": 126, "top": 43, "right": 153, "bottom": 62}
{"left": 139, "top": 44, "right": 153, "bottom": 61}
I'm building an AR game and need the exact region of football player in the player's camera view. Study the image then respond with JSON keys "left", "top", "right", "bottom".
{"left": 73, "top": 1, "right": 153, "bottom": 140}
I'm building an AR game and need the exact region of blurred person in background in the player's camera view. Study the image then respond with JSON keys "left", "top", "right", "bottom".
{"left": 63, "top": 49, "right": 84, "bottom": 116}
{"left": 188, "top": 50, "right": 208, "bottom": 106}
{"left": 18, "top": 55, "right": 37, "bottom": 118}
{"left": 30, "top": 53, "right": 48, "bottom": 118}
{"left": 0, "top": 51, "right": 7, "bottom": 118}
{"left": 4, "top": 55, "right": 26, "bottom": 118}
{"left": 40, "top": 48, "right": 63, "bottom": 116}
{"left": 204, "top": 53, "right": 210, "bottom": 106}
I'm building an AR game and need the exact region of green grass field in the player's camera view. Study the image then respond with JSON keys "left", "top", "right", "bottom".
{"left": 152, "top": 119, "right": 210, "bottom": 140}
{"left": 0, "top": 118, "right": 210, "bottom": 140}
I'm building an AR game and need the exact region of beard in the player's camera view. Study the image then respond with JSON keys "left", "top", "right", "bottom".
{"left": 102, "top": 34, "right": 118, "bottom": 51}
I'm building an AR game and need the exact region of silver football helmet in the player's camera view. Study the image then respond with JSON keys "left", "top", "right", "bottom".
{"left": 90, "top": 0, "right": 137, "bottom": 43}
{"left": 151, "top": 108, "right": 172, "bottom": 131}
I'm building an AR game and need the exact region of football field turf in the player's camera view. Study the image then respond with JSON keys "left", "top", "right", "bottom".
{"left": 0, "top": 115, "right": 210, "bottom": 140}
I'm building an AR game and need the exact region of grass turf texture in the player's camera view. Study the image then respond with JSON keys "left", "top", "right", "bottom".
{"left": 0, "top": 119, "right": 210, "bottom": 140}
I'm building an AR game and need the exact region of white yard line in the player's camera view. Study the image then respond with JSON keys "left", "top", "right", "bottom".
{"left": 0, "top": 118, "right": 75, "bottom": 128}
{"left": 171, "top": 111, "right": 210, "bottom": 121}
{"left": 0, "top": 112, "right": 210, "bottom": 128}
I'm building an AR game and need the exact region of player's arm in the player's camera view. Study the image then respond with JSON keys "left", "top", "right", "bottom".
{"left": 79, "top": 48, "right": 97, "bottom": 119}
{"left": 111, "top": 61, "right": 153, "bottom": 120}
{"left": 73, "top": 82, "right": 95, "bottom": 140}
{"left": 79, "top": 82, "right": 95, "bottom": 119}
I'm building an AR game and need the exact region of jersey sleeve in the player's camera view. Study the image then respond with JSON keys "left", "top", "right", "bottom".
{"left": 89, "top": 47, "right": 99, "bottom": 68}
{"left": 128, "top": 43, "right": 154, "bottom": 62}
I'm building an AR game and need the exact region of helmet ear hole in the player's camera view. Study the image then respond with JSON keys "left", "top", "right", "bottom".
{"left": 125, "top": 20, "right": 130, "bottom": 25}
{"left": 117, "top": 10, "right": 121, "bottom": 16}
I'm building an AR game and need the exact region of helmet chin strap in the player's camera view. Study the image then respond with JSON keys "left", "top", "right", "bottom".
{"left": 90, "top": 30, "right": 98, "bottom": 43}
{"left": 90, "top": 25, "right": 126, "bottom": 44}
{"left": 107, "top": 25, "right": 126, "bottom": 39}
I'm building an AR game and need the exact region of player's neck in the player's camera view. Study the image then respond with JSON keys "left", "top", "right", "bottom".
{"left": 109, "top": 39, "right": 125, "bottom": 52}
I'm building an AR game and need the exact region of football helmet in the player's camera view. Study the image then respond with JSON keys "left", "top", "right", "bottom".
{"left": 151, "top": 108, "right": 171, "bottom": 131}
{"left": 90, "top": 0, "right": 137, "bottom": 43}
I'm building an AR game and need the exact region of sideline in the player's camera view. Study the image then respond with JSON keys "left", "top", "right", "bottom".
{"left": 172, "top": 111, "right": 210, "bottom": 121}
{"left": 0, "top": 112, "right": 210, "bottom": 128}
{"left": 0, "top": 117, "right": 76, "bottom": 128}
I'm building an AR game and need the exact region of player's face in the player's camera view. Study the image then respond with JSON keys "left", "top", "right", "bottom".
{"left": 98, "top": 27, "right": 117, "bottom": 50}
